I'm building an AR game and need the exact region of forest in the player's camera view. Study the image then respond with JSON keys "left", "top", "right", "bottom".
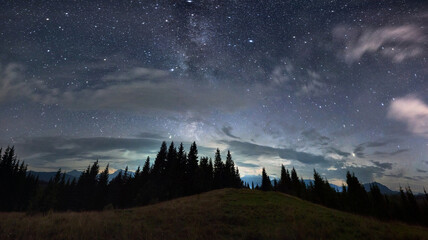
{"left": 0, "top": 142, "right": 427, "bottom": 226}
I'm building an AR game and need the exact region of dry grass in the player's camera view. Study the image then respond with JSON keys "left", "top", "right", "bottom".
{"left": 0, "top": 189, "right": 426, "bottom": 240}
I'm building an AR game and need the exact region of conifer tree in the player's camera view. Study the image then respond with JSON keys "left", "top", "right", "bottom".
{"left": 166, "top": 142, "right": 178, "bottom": 198}
{"left": 261, "top": 168, "right": 272, "bottom": 191}
{"left": 213, "top": 149, "right": 224, "bottom": 189}
{"left": 97, "top": 164, "right": 109, "bottom": 210}
{"left": 278, "top": 165, "right": 291, "bottom": 193}
{"left": 152, "top": 142, "right": 168, "bottom": 176}
{"left": 186, "top": 142, "right": 199, "bottom": 194}
{"left": 291, "top": 167, "right": 301, "bottom": 196}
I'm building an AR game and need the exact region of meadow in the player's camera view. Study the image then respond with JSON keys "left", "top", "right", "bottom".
{"left": 0, "top": 189, "right": 427, "bottom": 240}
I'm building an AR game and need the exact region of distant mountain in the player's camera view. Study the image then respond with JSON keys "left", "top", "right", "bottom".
{"left": 28, "top": 171, "right": 78, "bottom": 183}
{"left": 303, "top": 179, "right": 342, "bottom": 192}
{"left": 241, "top": 175, "right": 263, "bottom": 187}
{"left": 108, "top": 169, "right": 134, "bottom": 182}
{"left": 29, "top": 169, "right": 135, "bottom": 183}
{"left": 67, "top": 170, "right": 82, "bottom": 178}
{"left": 363, "top": 182, "right": 398, "bottom": 195}
{"left": 241, "top": 175, "right": 342, "bottom": 192}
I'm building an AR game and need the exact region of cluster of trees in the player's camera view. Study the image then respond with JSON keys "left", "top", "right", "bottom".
{"left": 0, "top": 142, "right": 242, "bottom": 211}
{"left": 0, "top": 147, "right": 38, "bottom": 211}
{"left": 1, "top": 143, "right": 427, "bottom": 226}
{"left": 260, "top": 166, "right": 428, "bottom": 226}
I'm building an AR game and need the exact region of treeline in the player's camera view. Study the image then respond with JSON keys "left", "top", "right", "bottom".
{"left": 0, "top": 142, "right": 243, "bottom": 211}
{"left": 1, "top": 143, "right": 427, "bottom": 226}
{"left": 259, "top": 166, "right": 428, "bottom": 226}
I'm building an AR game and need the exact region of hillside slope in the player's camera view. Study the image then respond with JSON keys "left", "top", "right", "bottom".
{"left": 0, "top": 189, "right": 426, "bottom": 240}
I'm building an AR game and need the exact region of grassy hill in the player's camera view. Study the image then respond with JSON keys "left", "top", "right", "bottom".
{"left": 0, "top": 189, "right": 426, "bottom": 240}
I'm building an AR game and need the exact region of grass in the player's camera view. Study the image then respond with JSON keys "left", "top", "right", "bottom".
{"left": 0, "top": 189, "right": 427, "bottom": 240}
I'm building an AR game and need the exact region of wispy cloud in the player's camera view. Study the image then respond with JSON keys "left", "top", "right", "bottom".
{"left": 333, "top": 25, "right": 425, "bottom": 63}
{"left": 370, "top": 160, "right": 393, "bottom": 170}
{"left": 270, "top": 61, "right": 327, "bottom": 97}
{"left": 0, "top": 65, "right": 254, "bottom": 114}
{"left": 387, "top": 95, "right": 428, "bottom": 138}
{"left": 0, "top": 63, "right": 48, "bottom": 104}
{"left": 221, "top": 126, "right": 240, "bottom": 139}
{"left": 221, "top": 140, "right": 331, "bottom": 165}
{"left": 353, "top": 139, "right": 400, "bottom": 158}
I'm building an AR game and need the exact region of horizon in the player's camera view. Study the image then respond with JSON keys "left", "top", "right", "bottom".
{"left": 1, "top": 1, "right": 427, "bottom": 193}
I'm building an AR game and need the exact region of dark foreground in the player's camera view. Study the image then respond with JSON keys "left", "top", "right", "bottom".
{"left": 0, "top": 189, "right": 427, "bottom": 240}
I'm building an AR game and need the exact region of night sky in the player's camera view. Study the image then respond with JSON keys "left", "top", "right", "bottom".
{"left": 1, "top": 0, "right": 427, "bottom": 191}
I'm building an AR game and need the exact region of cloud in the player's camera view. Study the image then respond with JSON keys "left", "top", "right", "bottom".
{"left": 370, "top": 160, "right": 393, "bottom": 170}
{"left": 301, "top": 128, "right": 330, "bottom": 146}
{"left": 0, "top": 63, "right": 47, "bottom": 104}
{"left": 102, "top": 67, "right": 169, "bottom": 82}
{"left": 58, "top": 80, "right": 251, "bottom": 113}
{"left": 353, "top": 139, "right": 400, "bottom": 158}
{"left": 326, "top": 147, "right": 351, "bottom": 158}
{"left": 0, "top": 65, "right": 253, "bottom": 114}
{"left": 221, "top": 140, "right": 330, "bottom": 165}
{"left": 416, "top": 168, "right": 427, "bottom": 173}
{"left": 221, "top": 126, "right": 240, "bottom": 139}
{"left": 235, "top": 161, "right": 259, "bottom": 168}
{"left": 387, "top": 95, "right": 428, "bottom": 138}
{"left": 372, "top": 149, "right": 409, "bottom": 157}
{"left": 333, "top": 25, "right": 425, "bottom": 63}
{"left": 353, "top": 144, "right": 366, "bottom": 158}
{"left": 270, "top": 61, "right": 327, "bottom": 97}
{"left": 12, "top": 136, "right": 162, "bottom": 161}
{"left": 135, "top": 132, "right": 167, "bottom": 140}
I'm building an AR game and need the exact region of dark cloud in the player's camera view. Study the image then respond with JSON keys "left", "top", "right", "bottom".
{"left": 372, "top": 149, "right": 409, "bottom": 157}
{"left": 136, "top": 132, "right": 167, "bottom": 140}
{"left": 353, "top": 144, "right": 366, "bottom": 158}
{"left": 353, "top": 140, "right": 400, "bottom": 158}
{"left": 370, "top": 160, "right": 393, "bottom": 170}
{"left": 416, "top": 168, "right": 427, "bottom": 173}
{"left": 221, "top": 126, "right": 240, "bottom": 139}
{"left": 235, "top": 161, "right": 259, "bottom": 168}
{"left": 326, "top": 147, "right": 351, "bottom": 158}
{"left": 221, "top": 140, "right": 330, "bottom": 165}
{"left": 301, "top": 128, "right": 330, "bottom": 146}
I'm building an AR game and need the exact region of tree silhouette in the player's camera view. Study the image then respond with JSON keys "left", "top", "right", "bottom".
{"left": 261, "top": 168, "right": 272, "bottom": 191}
{"left": 213, "top": 149, "right": 224, "bottom": 189}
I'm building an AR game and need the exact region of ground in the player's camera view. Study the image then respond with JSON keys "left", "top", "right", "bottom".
{"left": 0, "top": 189, "right": 427, "bottom": 240}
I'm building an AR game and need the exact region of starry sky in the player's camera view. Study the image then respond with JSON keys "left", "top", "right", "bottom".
{"left": 0, "top": 0, "right": 427, "bottom": 191}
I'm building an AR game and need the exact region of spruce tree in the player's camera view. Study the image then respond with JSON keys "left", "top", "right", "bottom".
{"left": 186, "top": 142, "right": 199, "bottom": 194}
{"left": 213, "top": 149, "right": 224, "bottom": 189}
{"left": 261, "top": 168, "right": 272, "bottom": 191}
{"left": 291, "top": 167, "right": 301, "bottom": 196}
{"left": 152, "top": 141, "right": 168, "bottom": 176}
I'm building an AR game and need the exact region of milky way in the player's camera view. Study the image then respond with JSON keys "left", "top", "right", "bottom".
{"left": 0, "top": 0, "right": 427, "bottom": 190}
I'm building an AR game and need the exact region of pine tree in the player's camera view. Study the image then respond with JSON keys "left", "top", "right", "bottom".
{"left": 166, "top": 142, "right": 178, "bottom": 198}
{"left": 278, "top": 165, "right": 291, "bottom": 193}
{"left": 291, "top": 167, "right": 301, "bottom": 196}
{"left": 261, "top": 168, "right": 272, "bottom": 191}
{"left": 213, "top": 149, "right": 224, "bottom": 189}
{"left": 198, "top": 157, "right": 213, "bottom": 192}
{"left": 345, "top": 171, "right": 368, "bottom": 213}
{"left": 224, "top": 150, "right": 234, "bottom": 187}
{"left": 97, "top": 164, "right": 109, "bottom": 210}
{"left": 186, "top": 142, "right": 199, "bottom": 195}
{"left": 76, "top": 160, "right": 100, "bottom": 210}
{"left": 152, "top": 141, "right": 168, "bottom": 176}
